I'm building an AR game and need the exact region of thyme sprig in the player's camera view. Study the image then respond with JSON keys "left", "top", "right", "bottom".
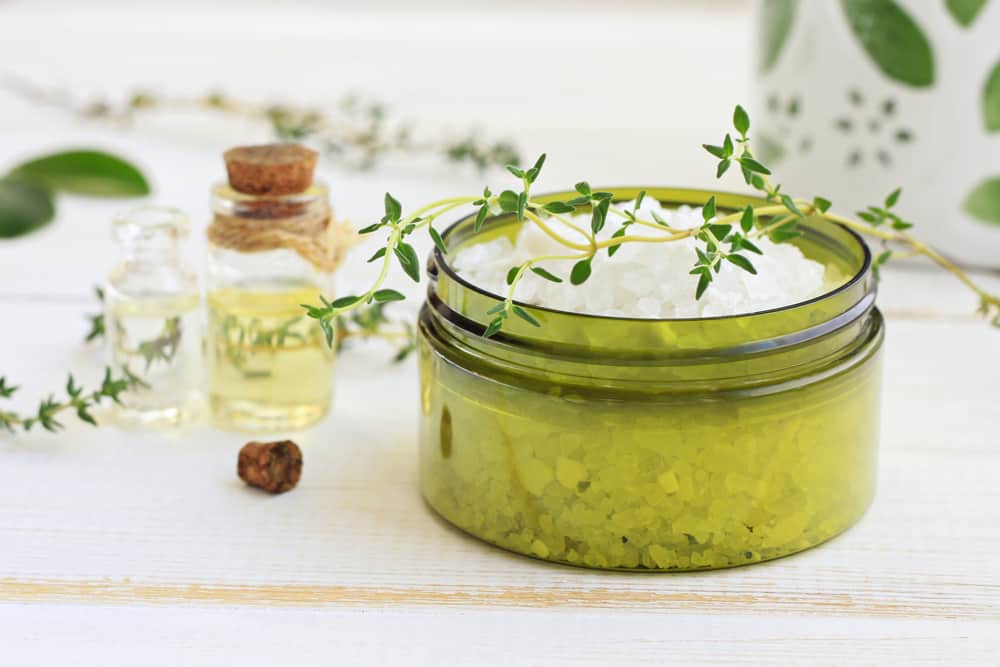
{"left": 336, "top": 302, "right": 417, "bottom": 363}
{"left": 0, "top": 369, "right": 145, "bottom": 433}
{"left": 1, "top": 73, "right": 519, "bottom": 172}
{"left": 702, "top": 107, "right": 1000, "bottom": 326}
{"left": 85, "top": 287, "right": 415, "bottom": 363}
{"left": 84, "top": 287, "right": 182, "bottom": 369}
{"left": 303, "top": 105, "right": 1000, "bottom": 339}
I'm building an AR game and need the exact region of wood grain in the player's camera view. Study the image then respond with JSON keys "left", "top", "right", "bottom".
{"left": 1, "top": 577, "right": 996, "bottom": 620}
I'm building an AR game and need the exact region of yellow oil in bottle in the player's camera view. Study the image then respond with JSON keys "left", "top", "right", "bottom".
{"left": 206, "top": 284, "right": 334, "bottom": 431}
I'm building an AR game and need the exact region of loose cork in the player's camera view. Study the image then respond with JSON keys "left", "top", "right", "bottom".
{"left": 237, "top": 440, "right": 303, "bottom": 494}
{"left": 223, "top": 144, "right": 319, "bottom": 196}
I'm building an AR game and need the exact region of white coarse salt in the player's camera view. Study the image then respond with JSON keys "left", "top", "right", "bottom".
{"left": 451, "top": 199, "right": 842, "bottom": 318}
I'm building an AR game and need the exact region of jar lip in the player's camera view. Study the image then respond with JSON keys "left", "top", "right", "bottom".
{"left": 433, "top": 186, "right": 872, "bottom": 324}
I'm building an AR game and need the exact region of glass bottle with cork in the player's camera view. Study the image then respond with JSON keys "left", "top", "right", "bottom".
{"left": 205, "top": 144, "right": 352, "bottom": 431}
{"left": 105, "top": 205, "right": 202, "bottom": 426}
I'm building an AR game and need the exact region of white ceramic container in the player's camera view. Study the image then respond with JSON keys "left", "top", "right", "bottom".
{"left": 754, "top": 0, "right": 1000, "bottom": 267}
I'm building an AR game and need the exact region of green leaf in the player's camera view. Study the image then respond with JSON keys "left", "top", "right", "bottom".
{"left": 383, "top": 193, "right": 402, "bottom": 222}
{"left": 367, "top": 247, "right": 387, "bottom": 263}
{"left": 702, "top": 196, "right": 717, "bottom": 222}
{"left": 543, "top": 201, "right": 576, "bottom": 214}
{"left": 9, "top": 149, "right": 150, "bottom": 197}
{"left": 512, "top": 305, "right": 541, "bottom": 327}
{"left": 983, "top": 58, "right": 1000, "bottom": 131}
{"left": 574, "top": 181, "right": 592, "bottom": 196}
{"left": 498, "top": 190, "right": 519, "bottom": 213}
{"left": 525, "top": 154, "right": 546, "bottom": 183}
{"left": 393, "top": 242, "right": 421, "bottom": 282}
{"left": 726, "top": 254, "right": 758, "bottom": 274}
{"left": 0, "top": 177, "right": 55, "bottom": 238}
{"left": 428, "top": 226, "right": 448, "bottom": 254}
{"left": 76, "top": 405, "right": 97, "bottom": 427}
{"left": 703, "top": 144, "right": 727, "bottom": 159}
{"left": 740, "top": 206, "right": 755, "bottom": 233}
{"left": 813, "top": 196, "right": 832, "bottom": 213}
{"left": 320, "top": 319, "right": 335, "bottom": 348}
{"left": 486, "top": 303, "right": 506, "bottom": 315}
{"left": 733, "top": 105, "right": 750, "bottom": 136}
{"left": 771, "top": 223, "right": 802, "bottom": 242}
{"left": 945, "top": 0, "right": 987, "bottom": 27}
{"left": 963, "top": 177, "right": 1000, "bottom": 225}
{"left": 570, "top": 258, "right": 592, "bottom": 285}
{"left": 708, "top": 224, "right": 732, "bottom": 240}
{"left": 330, "top": 295, "right": 360, "bottom": 308}
{"left": 607, "top": 227, "right": 627, "bottom": 257}
{"left": 757, "top": 0, "right": 798, "bottom": 73}
{"left": 372, "top": 289, "right": 406, "bottom": 303}
{"left": 358, "top": 222, "right": 382, "bottom": 234}
{"left": 517, "top": 191, "right": 527, "bottom": 221}
{"left": 474, "top": 204, "right": 489, "bottom": 232}
{"left": 716, "top": 159, "right": 732, "bottom": 179}
{"left": 885, "top": 188, "right": 902, "bottom": 208}
{"left": 506, "top": 165, "right": 525, "bottom": 178}
{"left": 506, "top": 266, "right": 520, "bottom": 285}
{"left": 780, "top": 194, "right": 803, "bottom": 216}
{"left": 483, "top": 316, "right": 505, "bottom": 338}
{"left": 741, "top": 238, "right": 764, "bottom": 255}
{"left": 739, "top": 157, "right": 772, "bottom": 175}
{"left": 695, "top": 271, "right": 712, "bottom": 300}
{"left": 591, "top": 197, "right": 610, "bottom": 234}
{"left": 841, "top": 0, "right": 935, "bottom": 87}
{"left": 530, "top": 266, "right": 563, "bottom": 283}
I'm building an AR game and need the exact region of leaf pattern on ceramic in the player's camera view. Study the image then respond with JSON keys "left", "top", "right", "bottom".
{"left": 757, "top": 0, "right": 798, "bottom": 73}
{"left": 756, "top": 133, "right": 787, "bottom": 165}
{"left": 984, "top": 58, "right": 1000, "bottom": 131}
{"left": 841, "top": 0, "right": 935, "bottom": 87}
{"left": 964, "top": 177, "right": 1000, "bottom": 225}
{"left": 945, "top": 0, "right": 988, "bottom": 26}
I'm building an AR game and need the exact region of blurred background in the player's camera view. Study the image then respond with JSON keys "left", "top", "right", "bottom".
{"left": 1, "top": 0, "right": 998, "bottom": 299}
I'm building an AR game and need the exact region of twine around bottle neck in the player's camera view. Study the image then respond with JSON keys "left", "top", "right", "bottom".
{"left": 207, "top": 185, "right": 356, "bottom": 273}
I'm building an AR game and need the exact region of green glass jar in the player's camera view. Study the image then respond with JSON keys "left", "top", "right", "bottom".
{"left": 417, "top": 187, "right": 884, "bottom": 571}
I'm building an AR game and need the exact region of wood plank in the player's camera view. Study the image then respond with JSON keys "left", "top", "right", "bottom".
{"left": 2, "top": 605, "right": 997, "bottom": 665}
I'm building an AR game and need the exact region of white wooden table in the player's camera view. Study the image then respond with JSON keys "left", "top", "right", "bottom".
{"left": 2, "top": 4, "right": 999, "bottom": 664}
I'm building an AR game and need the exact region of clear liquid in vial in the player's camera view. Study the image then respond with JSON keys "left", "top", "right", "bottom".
{"left": 106, "top": 293, "right": 203, "bottom": 426}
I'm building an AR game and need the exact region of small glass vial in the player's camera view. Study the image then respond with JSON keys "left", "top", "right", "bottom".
{"left": 105, "top": 206, "right": 202, "bottom": 426}
{"left": 205, "top": 145, "right": 336, "bottom": 432}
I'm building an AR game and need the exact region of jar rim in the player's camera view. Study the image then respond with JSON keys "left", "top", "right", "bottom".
{"left": 422, "top": 186, "right": 881, "bottom": 383}
{"left": 432, "top": 186, "right": 871, "bottom": 324}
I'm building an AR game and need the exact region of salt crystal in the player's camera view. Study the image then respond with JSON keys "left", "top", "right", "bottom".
{"left": 452, "top": 199, "right": 842, "bottom": 318}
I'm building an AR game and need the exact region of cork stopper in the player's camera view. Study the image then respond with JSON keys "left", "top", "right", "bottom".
{"left": 223, "top": 144, "right": 319, "bottom": 196}
{"left": 237, "top": 440, "right": 303, "bottom": 494}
